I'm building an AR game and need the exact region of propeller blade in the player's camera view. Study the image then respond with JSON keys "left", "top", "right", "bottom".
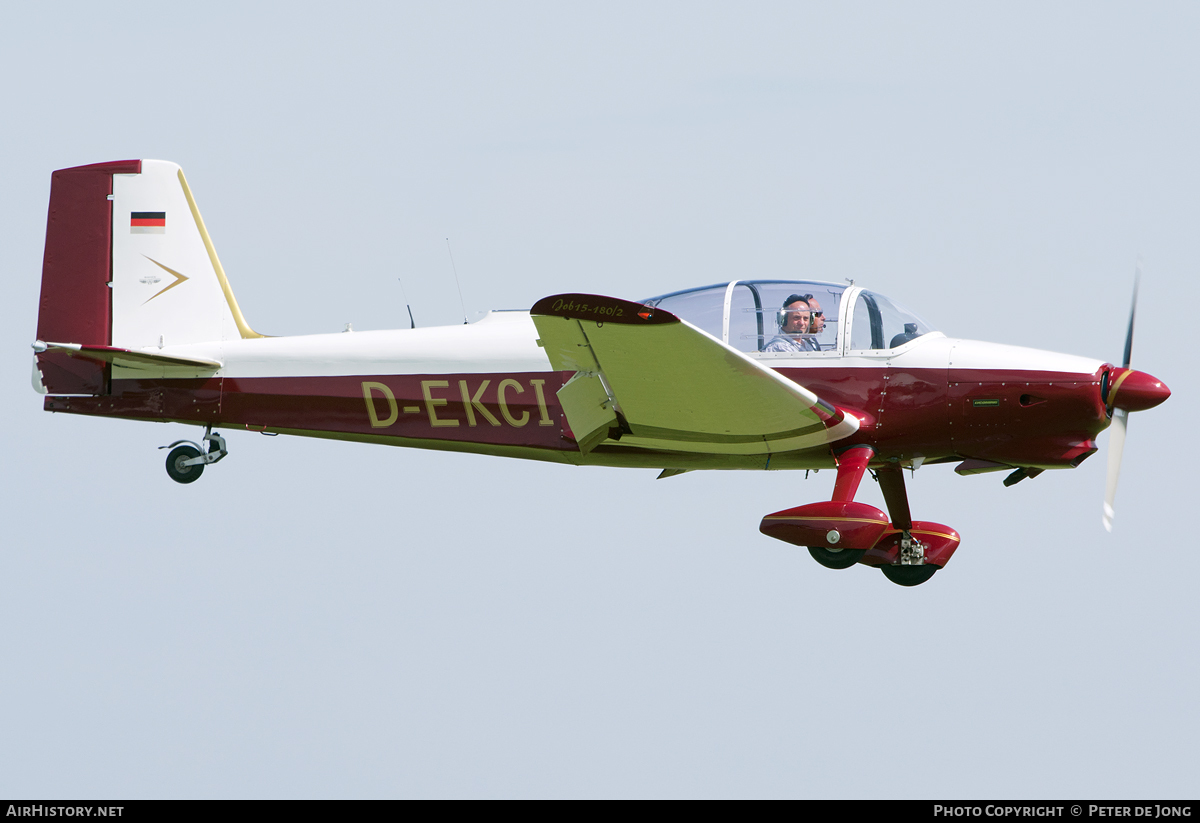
{"left": 1122, "top": 262, "right": 1141, "bottom": 369}
{"left": 1103, "top": 263, "right": 1142, "bottom": 531}
{"left": 1103, "top": 407, "right": 1128, "bottom": 532}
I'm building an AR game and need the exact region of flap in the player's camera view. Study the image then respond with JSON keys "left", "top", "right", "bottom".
{"left": 531, "top": 293, "right": 859, "bottom": 455}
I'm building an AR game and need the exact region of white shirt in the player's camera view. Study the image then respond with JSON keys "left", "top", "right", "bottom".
{"left": 763, "top": 334, "right": 820, "bottom": 353}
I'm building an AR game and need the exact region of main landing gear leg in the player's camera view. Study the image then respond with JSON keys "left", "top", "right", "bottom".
{"left": 875, "top": 463, "right": 937, "bottom": 586}
{"left": 808, "top": 445, "right": 875, "bottom": 570}
{"left": 831, "top": 445, "right": 874, "bottom": 504}
{"left": 161, "top": 426, "right": 228, "bottom": 484}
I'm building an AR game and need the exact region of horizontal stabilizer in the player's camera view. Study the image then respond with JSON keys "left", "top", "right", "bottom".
{"left": 530, "top": 293, "right": 859, "bottom": 455}
{"left": 35, "top": 341, "right": 221, "bottom": 371}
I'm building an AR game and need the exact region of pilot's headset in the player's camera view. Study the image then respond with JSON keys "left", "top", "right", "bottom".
{"left": 777, "top": 294, "right": 812, "bottom": 331}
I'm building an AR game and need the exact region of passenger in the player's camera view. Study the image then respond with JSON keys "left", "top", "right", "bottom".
{"left": 764, "top": 295, "right": 820, "bottom": 352}
{"left": 804, "top": 294, "right": 828, "bottom": 349}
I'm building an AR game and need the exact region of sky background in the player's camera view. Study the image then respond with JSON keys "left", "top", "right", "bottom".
{"left": 1, "top": 1, "right": 1196, "bottom": 799}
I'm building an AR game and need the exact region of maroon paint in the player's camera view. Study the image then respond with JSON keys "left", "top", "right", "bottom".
{"left": 531, "top": 294, "right": 678, "bottom": 325}
{"left": 48, "top": 372, "right": 574, "bottom": 452}
{"left": 831, "top": 445, "right": 873, "bottom": 501}
{"left": 225, "top": 373, "right": 568, "bottom": 448}
{"left": 1109, "top": 369, "right": 1171, "bottom": 412}
{"left": 45, "top": 377, "right": 223, "bottom": 421}
{"left": 36, "top": 159, "right": 142, "bottom": 395}
{"left": 779, "top": 365, "right": 951, "bottom": 454}
{"left": 780, "top": 364, "right": 1112, "bottom": 467}
{"left": 947, "top": 366, "right": 1107, "bottom": 467}
{"left": 759, "top": 501, "right": 891, "bottom": 550}
{"left": 954, "top": 458, "right": 1011, "bottom": 474}
{"left": 862, "top": 522, "right": 961, "bottom": 568}
{"left": 41, "top": 360, "right": 1122, "bottom": 469}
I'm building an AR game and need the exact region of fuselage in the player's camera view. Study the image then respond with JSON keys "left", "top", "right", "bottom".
{"left": 42, "top": 308, "right": 1113, "bottom": 473}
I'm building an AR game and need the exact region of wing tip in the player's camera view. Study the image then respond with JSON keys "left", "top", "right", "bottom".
{"left": 530, "top": 293, "right": 679, "bottom": 325}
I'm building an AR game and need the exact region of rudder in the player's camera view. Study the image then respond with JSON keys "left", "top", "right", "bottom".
{"left": 35, "top": 159, "right": 141, "bottom": 394}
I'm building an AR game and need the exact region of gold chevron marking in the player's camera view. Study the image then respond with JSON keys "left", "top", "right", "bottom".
{"left": 141, "top": 256, "right": 189, "bottom": 303}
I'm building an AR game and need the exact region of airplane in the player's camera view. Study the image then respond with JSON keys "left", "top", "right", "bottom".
{"left": 31, "top": 159, "right": 1171, "bottom": 586}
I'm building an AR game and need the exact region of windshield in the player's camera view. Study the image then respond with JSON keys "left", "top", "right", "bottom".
{"left": 642, "top": 283, "right": 726, "bottom": 340}
{"left": 848, "top": 290, "right": 935, "bottom": 350}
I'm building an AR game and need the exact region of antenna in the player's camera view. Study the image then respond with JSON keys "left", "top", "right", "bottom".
{"left": 397, "top": 277, "right": 416, "bottom": 329}
{"left": 446, "top": 238, "right": 468, "bottom": 324}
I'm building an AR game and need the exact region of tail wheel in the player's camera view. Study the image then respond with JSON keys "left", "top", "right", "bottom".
{"left": 166, "top": 445, "right": 204, "bottom": 484}
{"left": 881, "top": 564, "right": 939, "bottom": 587}
{"left": 808, "top": 546, "right": 865, "bottom": 570}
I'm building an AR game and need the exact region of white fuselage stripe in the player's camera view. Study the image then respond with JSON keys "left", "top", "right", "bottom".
{"left": 118, "top": 313, "right": 1106, "bottom": 381}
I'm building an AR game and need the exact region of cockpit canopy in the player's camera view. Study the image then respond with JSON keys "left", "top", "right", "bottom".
{"left": 641, "top": 280, "right": 934, "bottom": 355}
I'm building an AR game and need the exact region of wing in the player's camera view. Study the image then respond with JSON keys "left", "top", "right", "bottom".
{"left": 530, "top": 293, "right": 859, "bottom": 455}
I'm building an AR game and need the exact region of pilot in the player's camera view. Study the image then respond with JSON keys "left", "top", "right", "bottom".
{"left": 764, "top": 295, "right": 820, "bottom": 352}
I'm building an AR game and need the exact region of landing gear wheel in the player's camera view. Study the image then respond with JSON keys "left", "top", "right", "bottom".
{"left": 881, "top": 564, "right": 939, "bottom": 587}
{"left": 166, "top": 445, "right": 204, "bottom": 484}
{"left": 808, "top": 546, "right": 865, "bottom": 570}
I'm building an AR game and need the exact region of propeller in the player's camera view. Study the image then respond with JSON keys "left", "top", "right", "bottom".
{"left": 1101, "top": 266, "right": 1138, "bottom": 532}
{"left": 1099, "top": 264, "right": 1171, "bottom": 531}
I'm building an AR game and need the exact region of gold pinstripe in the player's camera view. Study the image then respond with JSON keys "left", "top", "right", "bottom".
{"left": 905, "top": 529, "right": 959, "bottom": 542}
{"left": 1107, "top": 368, "right": 1133, "bottom": 409}
{"left": 762, "top": 516, "right": 958, "bottom": 543}
{"left": 762, "top": 515, "right": 888, "bottom": 524}
{"left": 177, "top": 169, "right": 264, "bottom": 339}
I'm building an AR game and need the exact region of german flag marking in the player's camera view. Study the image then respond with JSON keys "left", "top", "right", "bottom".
{"left": 130, "top": 212, "right": 166, "bottom": 234}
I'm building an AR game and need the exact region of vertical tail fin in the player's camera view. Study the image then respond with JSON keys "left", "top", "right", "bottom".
{"left": 35, "top": 159, "right": 260, "bottom": 395}
{"left": 109, "top": 159, "right": 261, "bottom": 349}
